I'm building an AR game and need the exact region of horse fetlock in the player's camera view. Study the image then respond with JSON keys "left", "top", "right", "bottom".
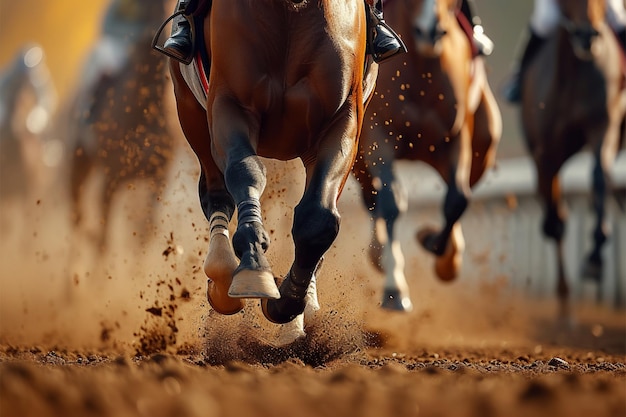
{"left": 232, "top": 221, "right": 270, "bottom": 258}
{"left": 261, "top": 269, "right": 311, "bottom": 324}
{"left": 262, "top": 293, "right": 306, "bottom": 324}
{"left": 416, "top": 227, "right": 445, "bottom": 256}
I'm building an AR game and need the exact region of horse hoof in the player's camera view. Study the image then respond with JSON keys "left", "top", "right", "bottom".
{"left": 207, "top": 280, "right": 245, "bottom": 315}
{"left": 228, "top": 269, "right": 280, "bottom": 299}
{"left": 381, "top": 288, "right": 413, "bottom": 312}
{"left": 261, "top": 296, "right": 305, "bottom": 324}
{"left": 434, "top": 259, "right": 459, "bottom": 282}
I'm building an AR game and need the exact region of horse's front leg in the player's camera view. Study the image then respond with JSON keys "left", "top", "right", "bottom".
{"left": 581, "top": 141, "right": 614, "bottom": 283}
{"left": 198, "top": 170, "right": 245, "bottom": 315}
{"left": 170, "top": 64, "right": 244, "bottom": 314}
{"left": 417, "top": 130, "right": 471, "bottom": 281}
{"left": 375, "top": 164, "right": 412, "bottom": 311}
{"left": 211, "top": 100, "right": 279, "bottom": 300}
{"left": 263, "top": 116, "right": 359, "bottom": 324}
{"left": 537, "top": 163, "right": 569, "bottom": 316}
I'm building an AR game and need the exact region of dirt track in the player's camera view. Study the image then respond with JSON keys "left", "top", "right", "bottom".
{"left": 1, "top": 154, "right": 625, "bottom": 417}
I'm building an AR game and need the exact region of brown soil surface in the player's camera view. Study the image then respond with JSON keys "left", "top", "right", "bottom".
{"left": 1, "top": 155, "right": 625, "bottom": 417}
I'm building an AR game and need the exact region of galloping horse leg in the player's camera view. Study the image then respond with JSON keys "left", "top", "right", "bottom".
{"left": 219, "top": 147, "right": 280, "bottom": 300}
{"left": 352, "top": 153, "right": 412, "bottom": 311}
{"left": 537, "top": 163, "right": 569, "bottom": 318}
{"left": 261, "top": 166, "right": 339, "bottom": 323}
{"left": 375, "top": 169, "right": 412, "bottom": 311}
{"left": 263, "top": 118, "right": 359, "bottom": 324}
{"left": 352, "top": 155, "right": 384, "bottom": 271}
{"left": 417, "top": 161, "right": 469, "bottom": 282}
{"left": 207, "top": 96, "right": 279, "bottom": 300}
{"left": 198, "top": 171, "right": 245, "bottom": 315}
{"left": 275, "top": 259, "right": 323, "bottom": 346}
{"left": 581, "top": 151, "right": 608, "bottom": 284}
{"left": 169, "top": 66, "right": 246, "bottom": 314}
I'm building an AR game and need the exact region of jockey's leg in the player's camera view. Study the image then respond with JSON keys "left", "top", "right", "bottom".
{"left": 502, "top": 28, "right": 546, "bottom": 103}
{"left": 366, "top": 0, "right": 407, "bottom": 63}
{"left": 503, "top": 0, "right": 557, "bottom": 103}
{"left": 162, "top": 0, "right": 209, "bottom": 64}
{"left": 460, "top": 0, "right": 494, "bottom": 56}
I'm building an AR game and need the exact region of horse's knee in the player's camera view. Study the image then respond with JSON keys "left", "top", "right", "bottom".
{"left": 292, "top": 202, "right": 339, "bottom": 265}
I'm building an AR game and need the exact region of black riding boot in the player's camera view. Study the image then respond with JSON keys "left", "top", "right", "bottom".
{"left": 460, "top": 0, "right": 494, "bottom": 56}
{"left": 503, "top": 29, "right": 546, "bottom": 104}
{"left": 368, "top": 1, "right": 407, "bottom": 63}
{"left": 162, "top": 0, "right": 200, "bottom": 64}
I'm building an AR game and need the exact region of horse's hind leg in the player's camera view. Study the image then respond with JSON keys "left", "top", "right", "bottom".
{"left": 581, "top": 131, "right": 619, "bottom": 285}
{"left": 417, "top": 120, "right": 475, "bottom": 281}
{"left": 581, "top": 154, "right": 607, "bottom": 283}
{"left": 417, "top": 162, "right": 470, "bottom": 282}
{"left": 537, "top": 163, "right": 569, "bottom": 316}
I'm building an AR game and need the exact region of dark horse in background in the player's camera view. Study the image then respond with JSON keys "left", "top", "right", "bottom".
{"left": 167, "top": 0, "right": 377, "bottom": 330}
{"left": 64, "top": 0, "right": 173, "bottom": 262}
{"left": 520, "top": 0, "right": 625, "bottom": 316}
{"left": 352, "top": 0, "right": 501, "bottom": 311}
{"left": 0, "top": 44, "right": 57, "bottom": 208}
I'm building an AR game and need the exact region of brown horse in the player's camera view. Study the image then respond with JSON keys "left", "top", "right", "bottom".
{"left": 65, "top": 0, "right": 173, "bottom": 257}
{"left": 520, "top": 0, "right": 626, "bottom": 315}
{"left": 168, "top": 0, "right": 377, "bottom": 324}
{"left": 352, "top": 0, "right": 501, "bottom": 311}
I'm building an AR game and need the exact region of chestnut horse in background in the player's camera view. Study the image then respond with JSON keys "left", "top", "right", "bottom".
{"left": 520, "top": 0, "right": 625, "bottom": 316}
{"left": 352, "top": 0, "right": 501, "bottom": 311}
{"left": 168, "top": 0, "right": 377, "bottom": 325}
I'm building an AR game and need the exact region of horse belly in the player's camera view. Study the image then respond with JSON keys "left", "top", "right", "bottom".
{"left": 256, "top": 84, "right": 334, "bottom": 161}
